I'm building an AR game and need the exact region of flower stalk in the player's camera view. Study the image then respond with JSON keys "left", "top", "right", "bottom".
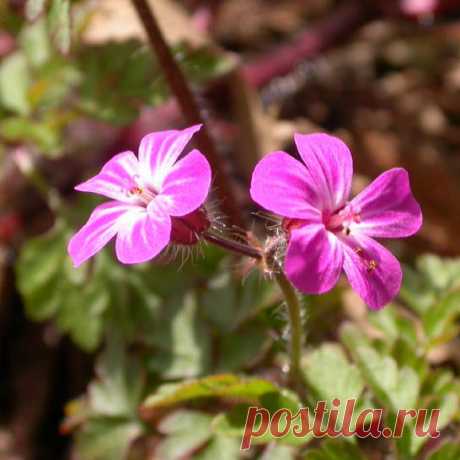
{"left": 130, "top": 0, "right": 244, "bottom": 228}
{"left": 202, "top": 231, "right": 262, "bottom": 260}
{"left": 202, "top": 229, "right": 304, "bottom": 389}
{"left": 274, "top": 271, "right": 304, "bottom": 389}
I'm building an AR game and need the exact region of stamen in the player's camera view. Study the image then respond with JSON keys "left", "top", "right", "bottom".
{"left": 129, "top": 186, "right": 143, "bottom": 195}
{"left": 353, "top": 246, "right": 378, "bottom": 273}
{"left": 127, "top": 185, "right": 157, "bottom": 204}
{"left": 367, "top": 259, "right": 377, "bottom": 272}
{"left": 324, "top": 204, "right": 360, "bottom": 235}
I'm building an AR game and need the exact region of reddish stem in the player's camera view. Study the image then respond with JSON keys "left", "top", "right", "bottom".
{"left": 131, "top": 0, "right": 244, "bottom": 228}
{"left": 202, "top": 231, "right": 262, "bottom": 259}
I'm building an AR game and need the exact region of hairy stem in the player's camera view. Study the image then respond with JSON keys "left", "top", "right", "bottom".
{"left": 274, "top": 271, "right": 304, "bottom": 389}
{"left": 131, "top": 0, "right": 244, "bottom": 228}
{"left": 203, "top": 228, "right": 304, "bottom": 390}
{"left": 202, "top": 231, "right": 262, "bottom": 259}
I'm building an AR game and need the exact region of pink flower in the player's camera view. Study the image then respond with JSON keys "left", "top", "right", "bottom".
{"left": 250, "top": 133, "right": 422, "bottom": 309}
{"left": 68, "top": 125, "right": 211, "bottom": 267}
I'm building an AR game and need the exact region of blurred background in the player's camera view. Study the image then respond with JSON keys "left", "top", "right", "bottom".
{"left": 1, "top": 1, "right": 460, "bottom": 459}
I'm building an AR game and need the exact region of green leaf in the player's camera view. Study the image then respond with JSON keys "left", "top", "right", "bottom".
{"left": 20, "top": 19, "right": 51, "bottom": 68}
{"left": 0, "top": 52, "right": 30, "bottom": 116}
{"left": 417, "top": 254, "right": 460, "bottom": 290}
{"left": 176, "top": 44, "right": 235, "bottom": 83}
{"left": 89, "top": 338, "right": 144, "bottom": 417}
{"left": 20, "top": 19, "right": 51, "bottom": 67}
{"left": 341, "top": 323, "right": 420, "bottom": 412}
{"left": 422, "top": 290, "right": 460, "bottom": 346}
{"left": 145, "top": 374, "right": 303, "bottom": 447}
{"left": 25, "top": 0, "right": 48, "bottom": 20}
{"left": 260, "top": 444, "right": 296, "bottom": 460}
{"left": 201, "top": 269, "right": 276, "bottom": 332}
{"left": 369, "top": 307, "right": 417, "bottom": 348}
{"left": 400, "top": 265, "right": 436, "bottom": 315}
{"left": 76, "top": 418, "right": 142, "bottom": 460}
{"left": 48, "top": 0, "right": 71, "bottom": 53}
{"left": 212, "top": 404, "right": 305, "bottom": 447}
{"left": 0, "top": 117, "right": 60, "bottom": 152}
{"left": 303, "top": 343, "right": 369, "bottom": 431}
{"left": 75, "top": 338, "right": 144, "bottom": 460}
{"left": 16, "top": 221, "right": 69, "bottom": 319}
{"left": 156, "top": 410, "right": 213, "bottom": 460}
{"left": 195, "top": 435, "right": 241, "bottom": 460}
{"left": 147, "top": 292, "right": 211, "bottom": 379}
{"left": 428, "top": 443, "right": 460, "bottom": 460}
{"left": 303, "top": 343, "right": 364, "bottom": 404}
{"left": 396, "top": 369, "right": 460, "bottom": 457}
{"left": 77, "top": 41, "right": 160, "bottom": 124}
{"left": 16, "top": 221, "right": 109, "bottom": 350}
{"left": 304, "top": 439, "right": 367, "bottom": 460}
{"left": 212, "top": 387, "right": 304, "bottom": 447}
{"left": 142, "top": 374, "right": 284, "bottom": 411}
{"left": 217, "top": 323, "right": 269, "bottom": 372}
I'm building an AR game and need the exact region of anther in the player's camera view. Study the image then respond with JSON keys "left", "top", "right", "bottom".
{"left": 129, "top": 186, "right": 143, "bottom": 196}
{"left": 367, "top": 260, "right": 377, "bottom": 272}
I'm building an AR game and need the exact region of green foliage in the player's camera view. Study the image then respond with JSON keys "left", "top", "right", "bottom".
{"left": 75, "top": 338, "right": 145, "bottom": 460}
{"left": 16, "top": 220, "right": 112, "bottom": 350}
{"left": 260, "top": 444, "right": 296, "bottom": 460}
{"left": 304, "top": 439, "right": 368, "bottom": 460}
{"left": 48, "top": 0, "right": 71, "bottom": 53}
{"left": 303, "top": 343, "right": 364, "bottom": 406}
{"left": 143, "top": 374, "right": 289, "bottom": 411}
{"left": 26, "top": 0, "right": 47, "bottom": 21}
{"left": 427, "top": 443, "right": 460, "bottom": 460}
{"left": 16, "top": 205, "right": 460, "bottom": 460}
{"left": 156, "top": 410, "right": 214, "bottom": 460}
{"left": 0, "top": 13, "right": 234, "bottom": 157}
{"left": 302, "top": 343, "right": 374, "bottom": 433}
{"left": 4, "top": 4, "right": 460, "bottom": 458}
{"left": 75, "top": 40, "right": 162, "bottom": 124}
{"left": 338, "top": 256, "right": 460, "bottom": 459}
{"left": 341, "top": 322, "right": 420, "bottom": 412}
{"left": 25, "top": 0, "right": 71, "bottom": 53}
{"left": 0, "top": 52, "right": 31, "bottom": 116}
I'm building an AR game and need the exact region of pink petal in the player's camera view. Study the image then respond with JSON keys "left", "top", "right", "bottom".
{"left": 115, "top": 206, "right": 171, "bottom": 264}
{"left": 67, "top": 201, "right": 133, "bottom": 267}
{"left": 159, "top": 149, "right": 211, "bottom": 217}
{"left": 294, "top": 133, "right": 353, "bottom": 212}
{"left": 138, "top": 125, "right": 202, "bottom": 190}
{"left": 250, "top": 151, "right": 321, "bottom": 221}
{"left": 342, "top": 234, "right": 402, "bottom": 310}
{"left": 284, "top": 224, "right": 344, "bottom": 294}
{"left": 75, "top": 151, "right": 140, "bottom": 203}
{"left": 349, "top": 168, "right": 422, "bottom": 239}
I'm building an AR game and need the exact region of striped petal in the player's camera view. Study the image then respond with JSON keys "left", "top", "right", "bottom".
{"left": 138, "top": 125, "right": 202, "bottom": 190}
{"left": 342, "top": 234, "right": 402, "bottom": 310}
{"left": 295, "top": 133, "right": 353, "bottom": 212}
{"left": 115, "top": 205, "right": 171, "bottom": 264}
{"left": 285, "top": 224, "right": 344, "bottom": 294}
{"left": 159, "top": 149, "right": 211, "bottom": 216}
{"left": 75, "top": 151, "right": 140, "bottom": 203}
{"left": 250, "top": 151, "right": 321, "bottom": 221}
{"left": 349, "top": 168, "right": 422, "bottom": 239}
{"left": 67, "top": 201, "right": 134, "bottom": 267}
